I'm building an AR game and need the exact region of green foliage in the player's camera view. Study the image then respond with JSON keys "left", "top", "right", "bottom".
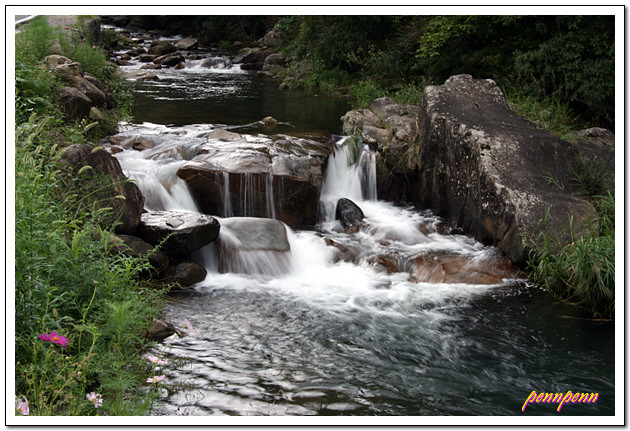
{"left": 15, "top": 115, "right": 167, "bottom": 415}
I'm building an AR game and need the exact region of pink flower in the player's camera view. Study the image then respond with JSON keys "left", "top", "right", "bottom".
{"left": 146, "top": 375, "right": 165, "bottom": 384}
{"left": 15, "top": 396, "right": 29, "bottom": 415}
{"left": 38, "top": 332, "right": 69, "bottom": 348}
{"left": 147, "top": 355, "right": 167, "bottom": 365}
{"left": 184, "top": 318, "right": 194, "bottom": 333}
{"left": 86, "top": 392, "right": 103, "bottom": 409}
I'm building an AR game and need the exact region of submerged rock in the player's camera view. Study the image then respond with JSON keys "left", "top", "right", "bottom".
{"left": 409, "top": 252, "right": 516, "bottom": 285}
{"left": 218, "top": 217, "right": 292, "bottom": 276}
{"left": 137, "top": 211, "right": 220, "bottom": 258}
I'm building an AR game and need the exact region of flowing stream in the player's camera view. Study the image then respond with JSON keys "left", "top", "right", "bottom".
{"left": 111, "top": 35, "right": 614, "bottom": 416}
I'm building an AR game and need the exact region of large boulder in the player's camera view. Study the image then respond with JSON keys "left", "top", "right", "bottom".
{"left": 136, "top": 211, "right": 220, "bottom": 258}
{"left": 415, "top": 74, "right": 598, "bottom": 263}
{"left": 218, "top": 217, "right": 291, "bottom": 276}
{"left": 107, "top": 233, "right": 170, "bottom": 274}
{"left": 148, "top": 40, "right": 177, "bottom": 56}
{"left": 162, "top": 261, "right": 207, "bottom": 287}
{"left": 61, "top": 145, "right": 145, "bottom": 235}
{"left": 120, "top": 69, "right": 160, "bottom": 82}
{"left": 177, "top": 134, "right": 331, "bottom": 227}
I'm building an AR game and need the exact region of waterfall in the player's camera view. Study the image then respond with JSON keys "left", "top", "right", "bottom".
{"left": 320, "top": 137, "right": 378, "bottom": 222}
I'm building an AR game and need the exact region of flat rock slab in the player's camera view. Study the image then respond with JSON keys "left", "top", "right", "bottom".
{"left": 137, "top": 211, "right": 220, "bottom": 257}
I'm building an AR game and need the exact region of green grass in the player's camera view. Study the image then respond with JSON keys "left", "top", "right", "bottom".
{"left": 14, "top": 18, "right": 170, "bottom": 416}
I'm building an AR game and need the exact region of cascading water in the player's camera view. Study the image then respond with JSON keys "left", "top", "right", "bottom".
{"left": 109, "top": 32, "right": 614, "bottom": 417}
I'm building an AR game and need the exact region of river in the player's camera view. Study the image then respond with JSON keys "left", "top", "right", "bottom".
{"left": 111, "top": 34, "right": 615, "bottom": 419}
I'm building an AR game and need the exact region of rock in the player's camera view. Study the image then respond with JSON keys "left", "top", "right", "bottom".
{"left": 261, "top": 116, "right": 278, "bottom": 127}
{"left": 409, "top": 252, "right": 516, "bottom": 285}
{"left": 232, "top": 47, "right": 261, "bottom": 64}
{"left": 55, "top": 86, "right": 92, "bottom": 120}
{"left": 207, "top": 129, "right": 241, "bottom": 141}
{"left": 162, "top": 261, "right": 207, "bottom": 287}
{"left": 136, "top": 211, "right": 221, "bottom": 258}
{"left": 259, "top": 28, "right": 282, "bottom": 48}
{"left": 121, "top": 70, "right": 159, "bottom": 82}
{"left": 116, "top": 59, "right": 132, "bottom": 66}
{"left": 239, "top": 49, "right": 272, "bottom": 71}
{"left": 54, "top": 62, "right": 84, "bottom": 80}
{"left": 174, "top": 37, "right": 198, "bottom": 50}
{"left": 323, "top": 237, "right": 357, "bottom": 263}
{"left": 177, "top": 136, "right": 330, "bottom": 227}
{"left": 122, "top": 136, "right": 155, "bottom": 151}
{"left": 335, "top": 198, "right": 365, "bottom": 233}
{"left": 140, "top": 63, "right": 161, "bottom": 70}
{"left": 127, "top": 47, "right": 146, "bottom": 56}
{"left": 61, "top": 145, "right": 145, "bottom": 235}
{"left": 566, "top": 127, "right": 615, "bottom": 194}
{"left": 200, "top": 57, "right": 231, "bottom": 69}
{"left": 416, "top": 74, "right": 598, "bottom": 263}
{"left": 159, "top": 52, "right": 185, "bottom": 67}
{"left": 137, "top": 53, "right": 157, "bottom": 63}
{"left": 145, "top": 318, "right": 179, "bottom": 342}
{"left": 107, "top": 234, "right": 170, "bottom": 274}
{"left": 148, "top": 40, "right": 177, "bottom": 56}
{"left": 44, "top": 54, "right": 72, "bottom": 68}
{"left": 88, "top": 106, "right": 105, "bottom": 121}
{"left": 218, "top": 217, "right": 292, "bottom": 276}
{"left": 370, "top": 97, "right": 420, "bottom": 119}
{"left": 84, "top": 74, "right": 117, "bottom": 109}
{"left": 63, "top": 75, "right": 107, "bottom": 107}
{"left": 363, "top": 254, "right": 402, "bottom": 274}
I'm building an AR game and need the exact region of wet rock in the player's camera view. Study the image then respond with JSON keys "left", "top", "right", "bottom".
{"left": 206, "top": 129, "right": 241, "bottom": 141}
{"left": 364, "top": 254, "right": 402, "bottom": 274}
{"left": 335, "top": 198, "right": 365, "bottom": 234}
{"left": 162, "top": 261, "right": 207, "bottom": 287}
{"left": 177, "top": 136, "right": 330, "bottom": 227}
{"left": 61, "top": 145, "right": 145, "bottom": 235}
{"left": 121, "top": 70, "right": 159, "bottom": 82}
{"left": 262, "top": 116, "right": 278, "bottom": 127}
{"left": 259, "top": 28, "right": 282, "bottom": 48}
{"left": 137, "top": 53, "right": 157, "bottom": 63}
{"left": 141, "top": 63, "right": 161, "bottom": 70}
{"left": 218, "top": 217, "right": 291, "bottom": 276}
{"left": 323, "top": 237, "right": 357, "bottom": 263}
{"left": 136, "top": 211, "right": 220, "bottom": 258}
{"left": 409, "top": 252, "right": 516, "bottom": 285}
{"left": 174, "top": 37, "right": 198, "bottom": 50}
{"left": 416, "top": 74, "right": 598, "bottom": 263}
{"left": 107, "top": 233, "right": 170, "bottom": 274}
{"left": 123, "top": 136, "right": 155, "bottom": 151}
{"left": 159, "top": 52, "right": 185, "bottom": 67}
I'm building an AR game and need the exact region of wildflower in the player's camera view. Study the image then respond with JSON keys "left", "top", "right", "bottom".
{"left": 146, "top": 375, "right": 165, "bottom": 384}
{"left": 184, "top": 318, "right": 194, "bottom": 333}
{"left": 15, "top": 396, "right": 29, "bottom": 415}
{"left": 86, "top": 392, "right": 103, "bottom": 409}
{"left": 38, "top": 332, "right": 69, "bottom": 348}
{"left": 147, "top": 355, "right": 167, "bottom": 365}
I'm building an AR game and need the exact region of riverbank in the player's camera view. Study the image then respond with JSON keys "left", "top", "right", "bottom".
{"left": 14, "top": 16, "right": 170, "bottom": 416}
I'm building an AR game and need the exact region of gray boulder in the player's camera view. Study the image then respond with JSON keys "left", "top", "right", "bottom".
{"left": 137, "top": 211, "right": 220, "bottom": 258}
{"left": 174, "top": 37, "right": 198, "bottom": 50}
{"left": 162, "top": 261, "right": 207, "bottom": 287}
{"left": 415, "top": 74, "right": 598, "bottom": 263}
{"left": 148, "top": 40, "right": 177, "bottom": 56}
{"left": 55, "top": 87, "right": 92, "bottom": 120}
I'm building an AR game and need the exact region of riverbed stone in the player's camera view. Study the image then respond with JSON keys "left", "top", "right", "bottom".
{"left": 177, "top": 135, "right": 331, "bottom": 227}
{"left": 136, "top": 211, "right": 220, "bottom": 258}
{"left": 416, "top": 74, "right": 598, "bottom": 263}
{"left": 409, "top": 252, "right": 516, "bottom": 285}
{"left": 55, "top": 86, "right": 92, "bottom": 120}
{"left": 148, "top": 40, "right": 177, "bottom": 56}
{"left": 107, "top": 233, "right": 170, "bottom": 274}
{"left": 121, "top": 69, "right": 160, "bottom": 82}
{"left": 174, "top": 37, "right": 198, "bottom": 50}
